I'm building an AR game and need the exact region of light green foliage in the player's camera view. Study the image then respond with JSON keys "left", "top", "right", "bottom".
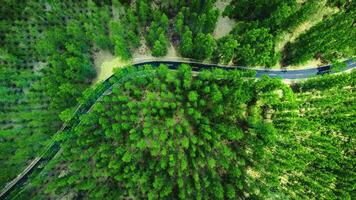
{"left": 30, "top": 71, "right": 356, "bottom": 199}
{"left": 137, "top": 0, "right": 150, "bottom": 26}
{"left": 1, "top": 0, "right": 355, "bottom": 198}
{"left": 84, "top": 0, "right": 111, "bottom": 49}
{"left": 331, "top": 59, "right": 347, "bottom": 72}
{"left": 172, "top": 1, "right": 220, "bottom": 59}
{"left": 174, "top": 12, "right": 185, "bottom": 36}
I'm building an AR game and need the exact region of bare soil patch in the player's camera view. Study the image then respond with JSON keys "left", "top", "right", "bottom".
{"left": 93, "top": 50, "right": 129, "bottom": 83}
{"left": 213, "top": 0, "right": 236, "bottom": 39}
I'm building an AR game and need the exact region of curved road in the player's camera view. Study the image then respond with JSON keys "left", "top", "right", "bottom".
{"left": 1, "top": 59, "right": 355, "bottom": 199}
{"left": 131, "top": 58, "right": 355, "bottom": 79}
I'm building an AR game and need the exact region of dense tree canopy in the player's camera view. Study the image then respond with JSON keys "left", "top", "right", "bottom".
{"left": 44, "top": 65, "right": 293, "bottom": 199}
{"left": 23, "top": 66, "right": 354, "bottom": 200}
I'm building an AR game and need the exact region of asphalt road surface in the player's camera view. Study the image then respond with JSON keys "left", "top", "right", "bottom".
{"left": 130, "top": 58, "right": 355, "bottom": 79}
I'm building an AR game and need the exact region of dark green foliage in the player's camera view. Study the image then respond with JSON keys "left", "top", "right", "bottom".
{"left": 0, "top": 0, "right": 112, "bottom": 189}
{"left": 235, "top": 28, "right": 277, "bottom": 67}
{"left": 214, "top": 35, "right": 239, "bottom": 64}
{"left": 193, "top": 33, "right": 216, "bottom": 60}
{"left": 224, "top": 0, "right": 297, "bottom": 22}
{"left": 179, "top": 28, "right": 193, "bottom": 57}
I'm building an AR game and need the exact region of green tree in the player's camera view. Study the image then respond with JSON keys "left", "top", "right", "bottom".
{"left": 160, "top": 13, "right": 169, "bottom": 31}
{"left": 137, "top": 0, "right": 150, "bottom": 26}
{"left": 194, "top": 33, "right": 216, "bottom": 60}
{"left": 179, "top": 28, "right": 193, "bottom": 57}
{"left": 109, "top": 21, "right": 131, "bottom": 60}
{"left": 236, "top": 27, "right": 276, "bottom": 67}
{"left": 216, "top": 35, "right": 239, "bottom": 64}
{"left": 174, "top": 12, "right": 184, "bottom": 36}
{"left": 152, "top": 34, "right": 168, "bottom": 57}
{"left": 331, "top": 59, "right": 347, "bottom": 72}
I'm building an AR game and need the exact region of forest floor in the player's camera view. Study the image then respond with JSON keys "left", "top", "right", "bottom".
{"left": 213, "top": 0, "right": 235, "bottom": 39}
{"left": 274, "top": 1, "right": 339, "bottom": 69}
{"left": 132, "top": 35, "right": 180, "bottom": 60}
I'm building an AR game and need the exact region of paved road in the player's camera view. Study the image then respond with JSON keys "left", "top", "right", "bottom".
{"left": 131, "top": 58, "right": 355, "bottom": 79}
{"left": 1, "top": 59, "right": 355, "bottom": 199}
{"left": 254, "top": 59, "right": 355, "bottom": 79}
